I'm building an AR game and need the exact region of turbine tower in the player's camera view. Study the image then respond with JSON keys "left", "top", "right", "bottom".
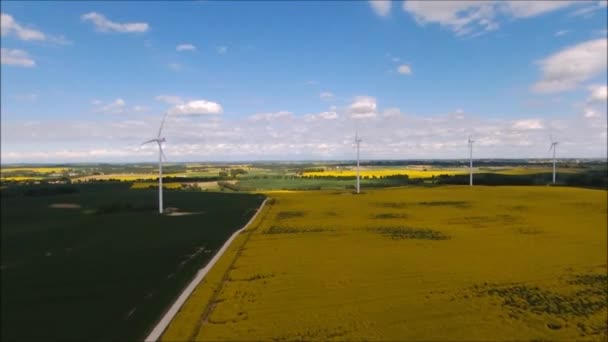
{"left": 141, "top": 112, "right": 168, "bottom": 214}
{"left": 355, "top": 132, "right": 362, "bottom": 194}
{"left": 549, "top": 136, "right": 559, "bottom": 184}
{"left": 468, "top": 136, "right": 474, "bottom": 186}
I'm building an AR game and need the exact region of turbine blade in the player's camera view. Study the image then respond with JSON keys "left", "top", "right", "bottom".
{"left": 141, "top": 139, "right": 157, "bottom": 146}
{"left": 158, "top": 142, "right": 167, "bottom": 161}
{"left": 157, "top": 112, "right": 168, "bottom": 139}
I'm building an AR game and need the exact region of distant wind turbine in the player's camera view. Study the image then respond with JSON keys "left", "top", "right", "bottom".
{"left": 141, "top": 112, "right": 168, "bottom": 214}
{"left": 468, "top": 136, "right": 474, "bottom": 186}
{"left": 549, "top": 135, "right": 559, "bottom": 184}
{"left": 355, "top": 131, "right": 362, "bottom": 194}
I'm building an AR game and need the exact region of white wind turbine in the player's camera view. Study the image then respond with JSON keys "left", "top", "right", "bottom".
{"left": 141, "top": 112, "right": 168, "bottom": 214}
{"left": 468, "top": 136, "right": 474, "bottom": 186}
{"left": 355, "top": 131, "right": 362, "bottom": 194}
{"left": 549, "top": 135, "right": 559, "bottom": 184}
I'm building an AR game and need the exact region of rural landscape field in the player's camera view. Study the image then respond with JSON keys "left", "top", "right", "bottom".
{"left": 163, "top": 186, "right": 607, "bottom": 341}
{"left": 2, "top": 1, "right": 607, "bottom": 341}
{"left": 1, "top": 161, "right": 607, "bottom": 340}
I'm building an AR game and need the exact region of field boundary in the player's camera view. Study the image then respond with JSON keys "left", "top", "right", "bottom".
{"left": 144, "top": 198, "right": 269, "bottom": 342}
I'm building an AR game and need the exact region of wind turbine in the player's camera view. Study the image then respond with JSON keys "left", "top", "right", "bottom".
{"left": 141, "top": 112, "right": 168, "bottom": 214}
{"left": 549, "top": 135, "right": 559, "bottom": 184}
{"left": 355, "top": 131, "right": 362, "bottom": 194}
{"left": 468, "top": 136, "right": 474, "bottom": 186}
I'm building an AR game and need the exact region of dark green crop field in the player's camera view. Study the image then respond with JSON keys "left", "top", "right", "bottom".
{"left": 1, "top": 183, "right": 265, "bottom": 341}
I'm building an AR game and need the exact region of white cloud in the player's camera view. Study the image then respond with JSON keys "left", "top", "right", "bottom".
{"left": 94, "top": 98, "right": 126, "bottom": 114}
{"left": 369, "top": 0, "right": 392, "bottom": 17}
{"left": 1, "top": 13, "right": 45, "bottom": 41}
{"left": 383, "top": 108, "right": 402, "bottom": 117}
{"left": 305, "top": 80, "right": 319, "bottom": 85}
{"left": 554, "top": 29, "right": 570, "bottom": 37}
{"left": 402, "top": 1, "right": 499, "bottom": 36}
{"left": 511, "top": 118, "right": 544, "bottom": 130}
{"left": 133, "top": 105, "right": 148, "bottom": 112}
{"left": 588, "top": 85, "right": 608, "bottom": 102}
{"left": 81, "top": 12, "right": 149, "bottom": 33}
{"left": 569, "top": 1, "right": 607, "bottom": 18}
{"left": 249, "top": 111, "right": 292, "bottom": 122}
{"left": 169, "top": 100, "right": 223, "bottom": 116}
{"left": 533, "top": 38, "right": 608, "bottom": 93}
{"left": 306, "top": 111, "right": 338, "bottom": 121}
{"left": 402, "top": 1, "right": 582, "bottom": 36}
{"left": 3, "top": 104, "right": 607, "bottom": 162}
{"left": 502, "top": 1, "right": 576, "bottom": 18}
{"left": 349, "top": 96, "right": 378, "bottom": 118}
{"left": 155, "top": 95, "right": 184, "bottom": 105}
{"left": 216, "top": 46, "right": 228, "bottom": 54}
{"left": 584, "top": 108, "right": 599, "bottom": 118}
{"left": 320, "top": 92, "right": 334, "bottom": 100}
{"left": 397, "top": 64, "right": 412, "bottom": 75}
{"left": 1, "top": 48, "right": 35, "bottom": 67}
{"left": 176, "top": 44, "right": 196, "bottom": 52}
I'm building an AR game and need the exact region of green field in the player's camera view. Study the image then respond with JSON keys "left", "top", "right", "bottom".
{"left": 0, "top": 183, "right": 264, "bottom": 341}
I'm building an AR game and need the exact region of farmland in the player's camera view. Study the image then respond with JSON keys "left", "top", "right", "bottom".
{"left": 0, "top": 183, "right": 264, "bottom": 341}
{"left": 2, "top": 160, "right": 605, "bottom": 191}
{"left": 163, "top": 186, "right": 607, "bottom": 341}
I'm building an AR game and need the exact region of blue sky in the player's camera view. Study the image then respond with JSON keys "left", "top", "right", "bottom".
{"left": 1, "top": 1, "right": 607, "bottom": 162}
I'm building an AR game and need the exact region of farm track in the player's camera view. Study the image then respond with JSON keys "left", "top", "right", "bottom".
{"left": 190, "top": 198, "right": 276, "bottom": 340}
{"left": 145, "top": 198, "right": 269, "bottom": 342}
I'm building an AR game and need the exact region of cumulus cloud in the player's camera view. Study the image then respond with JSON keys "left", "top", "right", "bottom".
{"left": 511, "top": 118, "right": 544, "bottom": 130}
{"left": 588, "top": 85, "right": 608, "bottom": 102}
{"left": 320, "top": 92, "right": 334, "bottom": 100}
{"left": 305, "top": 111, "right": 338, "bottom": 121}
{"left": 1, "top": 48, "right": 35, "bottom": 67}
{"left": 533, "top": 39, "right": 607, "bottom": 93}
{"left": 369, "top": 0, "right": 391, "bottom": 17}
{"left": 349, "top": 96, "right": 378, "bottom": 118}
{"left": 402, "top": 1, "right": 500, "bottom": 36}
{"left": 501, "top": 1, "right": 576, "bottom": 18}
{"left": 397, "top": 64, "right": 412, "bottom": 75}
{"left": 3, "top": 102, "right": 607, "bottom": 162}
{"left": 249, "top": 111, "right": 292, "bottom": 122}
{"left": 169, "top": 100, "right": 223, "bottom": 116}
{"left": 94, "top": 98, "right": 126, "bottom": 114}
{"left": 81, "top": 12, "right": 149, "bottom": 33}
{"left": 176, "top": 44, "right": 196, "bottom": 51}
{"left": 569, "top": 1, "right": 607, "bottom": 18}
{"left": 402, "top": 1, "right": 583, "bottom": 36}
{"left": 1, "top": 13, "right": 45, "bottom": 41}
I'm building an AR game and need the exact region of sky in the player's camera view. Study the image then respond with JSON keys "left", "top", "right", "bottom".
{"left": 1, "top": 0, "right": 607, "bottom": 163}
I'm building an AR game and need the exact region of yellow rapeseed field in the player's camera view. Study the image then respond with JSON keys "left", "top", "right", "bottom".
{"left": 130, "top": 182, "right": 183, "bottom": 189}
{"left": 164, "top": 186, "right": 607, "bottom": 341}
{"left": 0, "top": 167, "right": 69, "bottom": 173}
{"left": 303, "top": 168, "right": 468, "bottom": 178}
{"left": 302, "top": 166, "right": 582, "bottom": 179}
{"left": 72, "top": 173, "right": 161, "bottom": 181}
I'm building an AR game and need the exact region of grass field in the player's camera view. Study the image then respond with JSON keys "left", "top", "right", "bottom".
{"left": 163, "top": 186, "right": 607, "bottom": 341}
{"left": 1, "top": 183, "right": 265, "bottom": 341}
